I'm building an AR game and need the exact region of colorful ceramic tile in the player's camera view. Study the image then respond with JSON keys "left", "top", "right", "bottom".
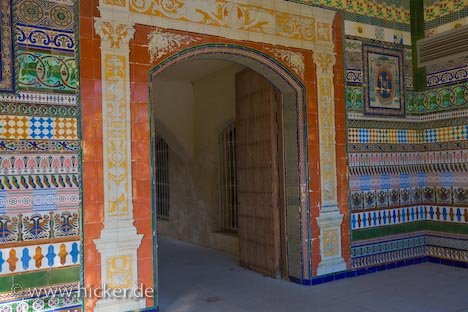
{"left": 0, "top": 241, "right": 79, "bottom": 275}
{"left": 16, "top": 24, "right": 75, "bottom": 52}
{"left": 0, "top": 115, "right": 78, "bottom": 140}
{"left": 0, "top": 289, "right": 81, "bottom": 311}
{"left": 363, "top": 44, "right": 405, "bottom": 116}
{"left": 15, "top": 0, "right": 75, "bottom": 31}
{"left": 424, "top": 0, "right": 465, "bottom": 22}
{"left": 0, "top": 140, "right": 79, "bottom": 153}
{"left": 0, "top": 154, "right": 79, "bottom": 176}
{"left": 0, "top": 92, "right": 77, "bottom": 106}
{"left": 17, "top": 50, "right": 77, "bottom": 94}
{"left": 0, "top": 0, "right": 14, "bottom": 92}
{"left": 0, "top": 211, "right": 79, "bottom": 243}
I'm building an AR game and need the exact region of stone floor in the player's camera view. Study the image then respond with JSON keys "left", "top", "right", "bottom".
{"left": 157, "top": 236, "right": 468, "bottom": 312}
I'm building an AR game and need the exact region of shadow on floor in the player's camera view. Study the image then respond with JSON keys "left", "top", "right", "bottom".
{"left": 157, "top": 236, "right": 468, "bottom": 312}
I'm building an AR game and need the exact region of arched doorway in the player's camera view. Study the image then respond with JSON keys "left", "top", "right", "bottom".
{"left": 86, "top": 7, "right": 347, "bottom": 311}
{"left": 148, "top": 44, "right": 310, "bottom": 286}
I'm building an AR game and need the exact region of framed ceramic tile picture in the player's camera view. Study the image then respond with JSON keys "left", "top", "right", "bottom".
{"left": 363, "top": 44, "right": 405, "bottom": 116}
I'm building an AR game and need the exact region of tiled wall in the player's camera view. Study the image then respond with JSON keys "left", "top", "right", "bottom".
{"left": 0, "top": 0, "right": 81, "bottom": 311}
{"left": 0, "top": 0, "right": 464, "bottom": 309}
{"left": 343, "top": 0, "right": 468, "bottom": 270}
{"left": 419, "top": 0, "right": 468, "bottom": 267}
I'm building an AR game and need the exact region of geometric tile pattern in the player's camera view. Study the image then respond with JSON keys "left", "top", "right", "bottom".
{"left": 348, "top": 128, "right": 421, "bottom": 143}
{"left": 17, "top": 25, "right": 75, "bottom": 52}
{"left": 0, "top": 154, "right": 79, "bottom": 175}
{"left": 0, "top": 0, "right": 14, "bottom": 92}
{"left": 407, "top": 82, "right": 468, "bottom": 114}
{"left": 424, "top": 0, "right": 465, "bottom": 23}
{"left": 350, "top": 185, "right": 468, "bottom": 210}
{"left": 352, "top": 206, "right": 426, "bottom": 230}
{"left": 427, "top": 65, "right": 468, "bottom": 88}
{"left": 16, "top": 0, "right": 74, "bottom": 31}
{"left": 0, "top": 115, "right": 77, "bottom": 140}
{"left": 427, "top": 245, "right": 468, "bottom": 262}
{"left": 0, "top": 0, "right": 80, "bottom": 306}
{"left": 0, "top": 290, "right": 81, "bottom": 312}
{"left": 2, "top": 188, "right": 79, "bottom": 212}
{"left": 342, "top": 0, "right": 468, "bottom": 274}
{"left": 0, "top": 140, "right": 79, "bottom": 153}
{"left": 348, "top": 80, "right": 468, "bottom": 115}
{"left": 351, "top": 245, "right": 427, "bottom": 269}
{"left": 0, "top": 101, "right": 79, "bottom": 118}
{"left": 348, "top": 150, "right": 468, "bottom": 167}
{"left": 351, "top": 231, "right": 468, "bottom": 268}
{"left": 17, "top": 50, "right": 77, "bottom": 94}
{"left": 348, "top": 125, "right": 468, "bottom": 144}
{"left": 352, "top": 205, "right": 468, "bottom": 230}
{"left": 0, "top": 241, "right": 79, "bottom": 275}
{"left": 351, "top": 235, "right": 427, "bottom": 258}
{"left": 0, "top": 92, "right": 77, "bottom": 106}
{"left": 0, "top": 174, "right": 80, "bottom": 190}
{"left": 298, "top": 0, "right": 411, "bottom": 24}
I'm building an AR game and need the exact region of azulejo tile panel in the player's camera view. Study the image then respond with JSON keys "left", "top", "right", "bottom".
{"left": 352, "top": 205, "right": 468, "bottom": 230}
{"left": 363, "top": 44, "right": 405, "bottom": 116}
{"left": 348, "top": 150, "right": 468, "bottom": 167}
{"left": 0, "top": 174, "right": 79, "bottom": 190}
{"left": 0, "top": 211, "right": 79, "bottom": 243}
{"left": 17, "top": 50, "right": 77, "bottom": 94}
{"left": 0, "top": 154, "right": 79, "bottom": 175}
{"left": 426, "top": 66, "right": 468, "bottom": 88}
{"left": 299, "top": 0, "right": 410, "bottom": 24}
{"left": 0, "top": 115, "right": 78, "bottom": 140}
{"left": 351, "top": 231, "right": 468, "bottom": 268}
{"left": 1, "top": 189, "right": 80, "bottom": 212}
{"left": 16, "top": 24, "right": 75, "bottom": 52}
{"left": 428, "top": 245, "right": 468, "bottom": 262}
{"left": 0, "top": 290, "right": 81, "bottom": 312}
{"left": 351, "top": 235, "right": 427, "bottom": 258}
{"left": 348, "top": 125, "right": 468, "bottom": 144}
{"left": 0, "top": 241, "right": 79, "bottom": 275}
{"left": 0, "top": 102, "right": 79, "bottom": 118}
{"left": 406, "top": 83, "right": 468, "bottom": 114}
{"left": 15, "top": 0, "right": 74, "bottom": 31}
{"left": 0, "top": 0, "right": 14, "bottom": 92}
{"left": 0, "top": 92, "right": 77, "bottom": 106}
{"left": 0, "top": 140, "right": 79, "bottom": 153}
{"left": 350, "top": 185, "right": 468, "bottom": 210}
{"left": 0, "top": 0, "right": 80, "bottom": 306}
{"left": 424, "top": 0, "right": 465, "bottom": 23}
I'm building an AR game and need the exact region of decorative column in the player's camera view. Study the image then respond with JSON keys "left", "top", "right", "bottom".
{"left": 313, "top": 45, "right": 347, "bottom": 275}
{"left": 93, "top": 13, "right": 145, "bottom": 311}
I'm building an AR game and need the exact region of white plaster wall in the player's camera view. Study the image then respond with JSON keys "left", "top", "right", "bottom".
{"left": 153, "top": 80, "right": 195, "bottom": 160}
{"left": 154, "top": 63, "right": 244, "bottom": 256}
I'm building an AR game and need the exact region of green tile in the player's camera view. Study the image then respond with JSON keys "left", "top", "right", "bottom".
{"left": 426, "top": 221, "right": 468, "bottom": 235}
{"left": 49, "top": 266, "right": 80, "bottom": 285}
{"left": 352, "top": 221, "right": 427, "bottom": 241}
{"left": 13, "top": 271, "right": 49, "bottom": 289}
{"left": 0, "top": 276, "right": 13, "bottom": 293}
{"left": 353, "top": 220, "right": 468, "bottom": 242}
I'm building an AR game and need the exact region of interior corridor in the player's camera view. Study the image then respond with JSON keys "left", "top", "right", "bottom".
{"left": 158, "top": 236, "right": 468, "bottom": 312}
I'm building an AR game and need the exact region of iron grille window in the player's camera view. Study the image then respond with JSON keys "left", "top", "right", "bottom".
{"left": 218, "top": 122, "right": 238, "bottom": 232}
{"left": 155, "top": 136, "right": 170, "bottom": 219}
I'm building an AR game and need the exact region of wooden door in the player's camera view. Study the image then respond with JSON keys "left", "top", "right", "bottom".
{"left": 235, "top": 69, "right": 284, "bottom": 278}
